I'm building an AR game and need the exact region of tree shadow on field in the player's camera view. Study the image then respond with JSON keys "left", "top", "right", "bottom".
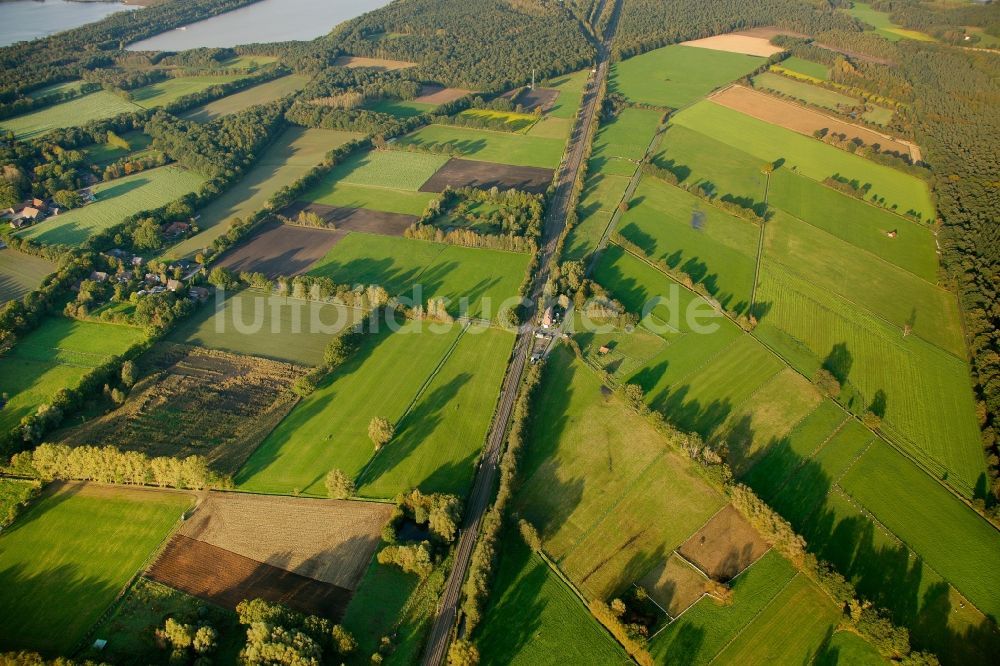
{"left": 648, "top": 382, "right": 734, "bottom": 441}
{"left": 651, "top": 621, "right": 707, "bottom": 666}
{"left": 357, "top": 373, "right": 472, "bottom": 496}
{"left": 822, "top": 342, "right": 853, "bottom": 385}
{"left": 737, "top": 428, "right": 1000, "bottom": 664}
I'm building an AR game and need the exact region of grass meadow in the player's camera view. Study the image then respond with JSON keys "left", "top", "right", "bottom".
{"left": 767, "top": 168, "right": 938, "bottom": 281}
{"left": 840, "top": 440, "right": 1000, "bottom": 620}
{"left": 302, "top": 180, "right": 437, "bottom": 216}
{"left": 753, "top": 264, "right": 985, "bottom": 496}
{"left": 364, "top": 97, "right": 436, "bottom": 117}
{"left": 711, "top": 574, "right": 841, "bottom": 665}
{"left": 763, "top": 211, "right": 962, "bottom": 355}
{"left": 329, "top": 149, "right": 449, "bottom": 190}
{"left": 0, "top": 483, "right": 191, "bottom": 654}
{"left": 0, "top": 317, "right": 145, "bottom": 435}
{"left": 167, "top": 128, "right": 360, "bottom": 259}
{"left": 130, "top": 74, "right": 246, "bottom": 109}
{"left": 752, "top": 72, "right": 860, "bottom": 112}
{"left": 396, "top": 124, "right": 566, "bottom": 169}
{"left": 563, "top": 170, "right": 631, "bottom": 261}
{"left": 610, "top": 45, "right": 764, "bottom": 109}
{"left": 590, "top": 107, "right": 662, "bottom": 174}
{"left": 0, "top": 91, "right": 139, "bottom": 140}
{"left": 776, "top": 57, "right": 830, "bottom": 80}
{"left": 476, "top": 531, "right": 631, "bottom": 665}
{"left": 357, "top": 325, "right": 514, "bottom": 497}
{"left": 20, "top": 166, "right": 204, "bottom": 247}
{"left": 166, "top": 290, "right": 362, "bottom": 366}
{"left": 308, "top": 232, "right": 531, "bottom": 320}
{"left": 650, "top": 550, "right": 797, "bottom": 665}
{"left": 672, "top": 101, "right": 935, "bottom": 219}
{"left": 617, "top": 176, "right": 759, "bottom": 313}
{"left": 847, "top": 2, "right": 935, "bottom": 41}
{"left": 653, "top": 125, "right": 767, "bottom": 205}
{"left": 181, "top": 74, "right": 310, "bottom": 122}
{"left": 542, "top": 69, "right": 590, "bottom": 119}
{"left": 0, "top": 247, "right": 55, "bottom": 304}
{"left": 236, "top": 322, "right": 462, "bottom": 496}
{"left": 516, "top": 347, "right": 724, "bottom": 599}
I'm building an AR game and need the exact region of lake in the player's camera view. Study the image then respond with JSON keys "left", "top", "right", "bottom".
{"left": 0, "top": 0, "right": 139, "bottom": 47}
{"left": 127, "top": 0, "right": 390, "bottom": 51}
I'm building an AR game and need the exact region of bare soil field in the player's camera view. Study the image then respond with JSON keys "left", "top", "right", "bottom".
{"left": 284, "top": 201, "right": 417, "bottom": 236}
{"left": 709, "top": 85, "right": 918, "bottom": 159}
{"left": 60, "top": 345, "right": 305, "bottom": 474}
{"left": 638, "top": 554, "right": 709, "bottom": 618}
{"left": 333, "top": 56, "right": 416, "bottom": 71}
{"left": 419, "top": 157, "right": 553, "bottom": 194}
{"left": 501, "top": 86, "right": 560, "bottom": 112}
{"left": 681, "top": 34, "right": 785, "bottom": 57}
{"left": 146, "top": 535, "right": 352, "bottom": 618}
{"left": 178, "top": 492, "right": 392, "bottom": 589}
{"left": 413, "top": 85, "right": 473, "bottom": 105}
{"left": 216, "top": 220, "right": 345, "bottom": 277}
{"left": 678, "top": 505, "right": 770, "bottom": 582}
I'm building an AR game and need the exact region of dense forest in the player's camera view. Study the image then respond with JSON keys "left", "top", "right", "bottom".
{"left": 330, "top": 0, "right": 596, "bottom": 90}
{"left": 614, "top": 0, "right": 861, "bottom": 57}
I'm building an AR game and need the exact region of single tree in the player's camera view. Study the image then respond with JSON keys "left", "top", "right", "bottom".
{"left": 368, "top": 417, "right": 394, "bottom": 450}
{"left": 812, "top": 368, "right": 841, "bottom": 398}
{"left": 325, "top": 468, "right": 355, "bottom": 499}
{"left": 121, "top": 360, "right": 138, "bottom": 388}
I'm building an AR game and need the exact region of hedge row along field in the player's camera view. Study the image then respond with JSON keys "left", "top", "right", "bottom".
{"left": 0, "top": 483, "right": 192, "bottom": 654}
{"left": 671, "top": 101, "right": 935, "bottom": 219}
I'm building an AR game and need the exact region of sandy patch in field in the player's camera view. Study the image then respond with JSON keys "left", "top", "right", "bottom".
{"left": 413, "top": 85, "right": 473, "bottom": 104}
{"left": 334, "top": 55, "right": 416, "bottom": 71}
{"left": 638, "top": 554, "right": 708, "bottom": 618}
{"left": 681, "top": 34, "right": 785, "bottom": 57}
{"left": 678, "top": 505, "right": 770, "bottom": 581}
{"left": 709, "top": 85, "right": 920, "bottom": 160}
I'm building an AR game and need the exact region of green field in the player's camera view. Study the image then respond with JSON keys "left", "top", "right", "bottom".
{"left": 542, "top": 68, "right": 590, "bottom": 119}
{"left": 458, "top": 108, "right": 539, "bottom": 132}
{"left": 357, "top": 325, "right": 514, "bottom": 497}
{"left": 712, "top": 574, "right": 842, "bottom": 665}
{"left": 563, "top": 170, "right": 631, "bottom": 261}
{"left": 303, "top": 180, "right": 437, "bottom": 216}
{"left": 27, "top": 80, "right": 86, "bottom": 99}
{"left": 397, "top": 124, "right": 566, "bottom": 168}
{"left": 0, "top": 317, "right": 146, "bottom": 435}
{"left": 167, "top": 128, "right": 359, "bottom": 258}
{"left": 476, "top": 532, "right": 631, "bottom": 665}
{"left": 517, "top": 347, "right": 724, "bottom": 598}
{"left": 0, "top": 247, "right": 55, "bottom": 304}
{"left": 364, "top": 97, "right": 436, "bottom": 117}
{"left": 0, "top": 484, "right": 191, "bottom": 654}
{"left": 167, "top": 290, "right": 362, "bottom": 366}
{"left": 617, "top": 176, "right": 759, "bottom": 313}
{"left": 768, "top": 168, "right": 937, "bottom": 281}
{"left": 0, "top": 91, "right": 140, "bottom": 140}
{"left": 610, "top": 45, "right": 764, "bottom": 109}
{"left": 130, "top": 74, "right": 246, "bottom": 109}
{"left": 847, "top": 2, "right": 935, "bottom": 41}
{"left": 672, "top": 101, "right": 935, "bottom": 219}
{"left": 840, "top": 440, "right": 1000, "bottom": 620}
{"left": 19, "top": 166, "right": 204, "bottom": 246}
{"left": 754, "top": 265, "right": 985, "bottom": 496}
{"left": 862, "top": 105, "right": 895, "bottom": 126}
{"left": 181, "top": 75, "right": 311, "bottom": 122}
{"left": 650, "top": 550, "right": 797, "bottom": 665}
{"left": 764, "top": 211, "right": 962, "bottom": 356}
{"left": 327, "top": 149, "right": 449, "bottom": 190}
{"left": 753, "top": 71, "right": 860, "bottom": 112}
{"left": 777, "top": 57, "right": 830, "bottom": 81}
{"left": 83, "top": 130, "right": 154, "bottom": 167}
{"left": 308, "top": 232, "right": 530, "bottom": 319}
{"left": 654, "top": 125, "right": 766, "bottom": 206}
{"left": 591, "top": 107, "right": 662, "bottom": 174}
{"left": 236, "top": 322, "right": 462, "bottom": 496}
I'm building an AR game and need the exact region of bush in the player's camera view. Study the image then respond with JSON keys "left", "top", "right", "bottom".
{"left": 324, "top": 468, "right": 355, "bottom": 499}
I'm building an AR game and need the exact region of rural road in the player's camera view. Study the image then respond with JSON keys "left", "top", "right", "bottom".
{"left": 419, "top": 2, "right": 621, "bottom": 664}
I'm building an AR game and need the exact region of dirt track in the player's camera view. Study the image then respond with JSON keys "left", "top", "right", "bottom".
{"left": 147, "top": 535, "right": 353, "bottom": 619}
{"left": 710, "top": 85, "right": 919, "bottom": 160}
{"left": 419, "top": 158, "right": 553, "bottom": 194}
{"left": 216, "top": 220, "right": 344, "bottom": 277}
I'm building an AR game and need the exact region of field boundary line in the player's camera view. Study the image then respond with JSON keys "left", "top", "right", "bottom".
{"left": 355, "top": 323, "right": 468, "bottom": 484}
{"left": 735, "top": 401, "right": 835, "bottom": 479}
{"left": 705, "top": 572, "right": 800, "bottom": 665}
{"left": 756, "top": 416, "right": 850, "bottom": 501}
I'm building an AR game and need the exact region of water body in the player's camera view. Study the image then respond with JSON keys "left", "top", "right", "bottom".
{"left": 127, "top": 0, "right": 389, "bottom": 51}
{"left": 0, "top": 0, "right": 139, "bottom": 47}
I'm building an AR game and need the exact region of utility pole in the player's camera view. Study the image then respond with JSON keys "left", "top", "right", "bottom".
{"left": 531, "top": 67, "right": 535, "bottom": 89}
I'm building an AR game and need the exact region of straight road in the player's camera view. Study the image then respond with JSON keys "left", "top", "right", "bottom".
{"left": 419, "top": 2, "right": 622, "bottom": 664}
